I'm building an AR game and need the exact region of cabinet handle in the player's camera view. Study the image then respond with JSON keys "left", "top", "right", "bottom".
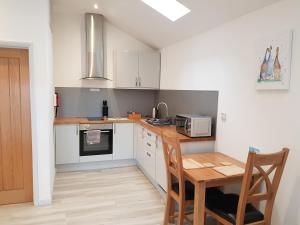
{"left": 114, "top": 124, "right": 116, "bottom": 134}
{"left": 83, "top": 130, "right": 110, "bottom": 134}
{"left": 139, "top": 77, "right": 141, "bottom": 87}
{"left": 136, "top": 77, "right": 138, "bottom": 87}
{"left": 147, "top": 132, "right": 152, "bottom": 137}
{"left": 76, "top": 125, "right": 79, "bottom": 135}
{"left": 147, "top": 142, "right": 151, "bottom": 147}
{"left": 155, "top": 136, "right": 158, "bottom": 148}
{"left": 147, "top": 152, "right": 151, "bottom": 157}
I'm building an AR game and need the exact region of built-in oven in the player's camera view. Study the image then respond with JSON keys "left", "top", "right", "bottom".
{"left": 79, "top": 124, "right": 113, "bottom": 156}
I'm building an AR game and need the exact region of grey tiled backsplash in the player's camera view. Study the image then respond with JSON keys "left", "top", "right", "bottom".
{"left": 55, "top": 87, "right": 156, "bottom": 118}
{"left": 55, "top": 87, "right": 218, "bottom": 134}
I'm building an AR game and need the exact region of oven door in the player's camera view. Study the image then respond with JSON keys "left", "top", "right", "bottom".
{"left": 176, "top": 115, "right": 191, "bottom": 137}
{"left": 80, "top": 129, "right": 113, "bottom": 156}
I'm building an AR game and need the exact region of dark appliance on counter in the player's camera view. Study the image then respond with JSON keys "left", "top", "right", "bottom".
{"left": 79, "top": 124, "right": 113, "bottom": 156}
{"left": 87, "top": 117, "right": 102, "bottom": 121}
{"left": 102, "top": 100, "right": 108, "bottom": 119}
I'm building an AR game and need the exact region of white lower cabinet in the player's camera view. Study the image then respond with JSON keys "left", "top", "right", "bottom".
{"left": 136, "top": 124, "right": 156, "bottom": 179}
{"left": 135, "top": 125, "right": 165, "bottom": 186}
{"left": 113, "top": 123, "right": 134, "bottom": 160}
{"left": 135, "top": 125, "right": 215, "bottom": 193}
{"left": 136, "top": 124, "right": 145, "bottom": 166}
{"left": 142, "top": 138, "right": 156, "bottom": 179}
{"left": 55, "top": 124, "right": 80, "bottom": 164}
{"left": 155, "top": 137, "right": 167, "bottom": 191}
{"left": 56, "top": 122, "right": 135, "bottom": 166}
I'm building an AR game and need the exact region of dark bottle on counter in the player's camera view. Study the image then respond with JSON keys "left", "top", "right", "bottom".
{"left": 102, "top": 100, "right": 108, "bottom": 119}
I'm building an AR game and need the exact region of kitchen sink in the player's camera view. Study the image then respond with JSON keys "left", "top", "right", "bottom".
{"left": 145, "top": 118, "right": 176, "bottom": 126}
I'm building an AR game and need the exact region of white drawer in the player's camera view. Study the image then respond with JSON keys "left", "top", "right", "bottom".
{"left": 144, "top": 129, "right": 156, "bottom": 143}
{"left": 143, "top": 143, "right": 156, "bottom": 179}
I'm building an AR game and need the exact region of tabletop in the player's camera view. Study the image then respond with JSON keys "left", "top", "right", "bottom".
{"left": 183, "top": 152, "right": 246, "bottom": 187}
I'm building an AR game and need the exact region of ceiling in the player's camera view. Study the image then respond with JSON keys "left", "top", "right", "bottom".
{"left": 51, "top": 0, "right": 281, "bottom": 49}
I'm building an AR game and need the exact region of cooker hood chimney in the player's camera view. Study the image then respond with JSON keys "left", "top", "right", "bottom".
{"left": 82, "top": 13, "right": 107, "bottom": 80}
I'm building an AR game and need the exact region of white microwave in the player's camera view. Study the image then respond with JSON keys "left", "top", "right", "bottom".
{"left": 176, "top": 114, "right": 212, "bottom": 137}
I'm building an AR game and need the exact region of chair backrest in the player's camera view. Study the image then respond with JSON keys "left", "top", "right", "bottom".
{"left": 236, "top": 148, "right": 289, "bottom": 225}
{"left": 161, "top": 133, "right": 185, "bottom": 200}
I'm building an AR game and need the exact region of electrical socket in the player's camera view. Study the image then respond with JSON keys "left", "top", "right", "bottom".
{"left": 221, "top": 112, "right": 227, "bottom": 122}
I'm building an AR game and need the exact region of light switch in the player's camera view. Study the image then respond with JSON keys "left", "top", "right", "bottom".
{"left": 221, "top": 112, "right": 227, "bottom": 122}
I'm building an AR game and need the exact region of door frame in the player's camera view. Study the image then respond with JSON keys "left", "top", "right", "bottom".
{"left": 0, "top": 41, "right": 46, "bottom": 206}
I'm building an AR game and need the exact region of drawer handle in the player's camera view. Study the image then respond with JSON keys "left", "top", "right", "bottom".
{"left": 147, "top": 142, "right": 151, "bottom": 147}
{"left": 147, "top": 152, "right": 151, "bottom": 157}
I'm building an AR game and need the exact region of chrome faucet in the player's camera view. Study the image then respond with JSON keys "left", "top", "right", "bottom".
{"left": 156, "top": 101, "right": 169, "bottom": 118}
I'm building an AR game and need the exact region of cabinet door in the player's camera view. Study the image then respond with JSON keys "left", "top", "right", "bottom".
{"left": 155, "top": 136, "right": 167, "bottom": 191}
{"left": 55, "top": 125, "right": 80, "bottom": 164}
{"left": 143, "top": 139, "right": 156, "bottom": 179}
{"left": 115, "top": 51, "right": 139, "bottom": 88}
{"left": 138, "top": 52, "right": 160, "bottom": 89}
{"left": 136, "top": 125, "right": 145, "bottom": 165}
{"left": 113, "top": 123, "right": 134, "bottom": 160}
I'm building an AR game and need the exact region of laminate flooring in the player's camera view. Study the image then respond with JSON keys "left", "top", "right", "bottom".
{"left": 0, "top": 167, "right": 165, "bottom": 225}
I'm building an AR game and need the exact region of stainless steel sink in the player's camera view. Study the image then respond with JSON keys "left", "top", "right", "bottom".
{"left": 145, "top": 118, "right": 176, "bottom": 126}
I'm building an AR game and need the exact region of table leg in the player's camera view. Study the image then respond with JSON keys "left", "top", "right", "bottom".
{"left": 193, "top": 182, "right": 206, "bottom": 225}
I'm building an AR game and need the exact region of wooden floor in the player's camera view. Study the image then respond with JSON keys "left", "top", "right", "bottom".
{"left": 0, "top": 166, "right": 165, "bottom": 225}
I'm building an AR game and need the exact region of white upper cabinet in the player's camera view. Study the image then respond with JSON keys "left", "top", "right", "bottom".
{"left": 115, "top": 51, "right": 139, "bottom": 88}
{"left": 138, "top": 52, "right": 160, "bottom": 89}
{"left": 115, "top": 50, "right": 160, "bottom": 89}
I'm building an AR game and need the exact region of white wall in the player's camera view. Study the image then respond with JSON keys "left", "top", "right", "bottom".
{"left": 161, "top": 0, "right": 300, "bottom": 224}
{"left": 52, "top": 12, "right": 154, "bottom": 88}
{"left": 0, "top": 0, "right": 54, "bottom": 205}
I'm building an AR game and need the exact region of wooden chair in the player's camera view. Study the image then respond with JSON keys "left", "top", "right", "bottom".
{"left": 162, "top": 133, "right": 195, "bottom": 225}
{"left": 205, "top": 148, "right": 289, "bottom": 225}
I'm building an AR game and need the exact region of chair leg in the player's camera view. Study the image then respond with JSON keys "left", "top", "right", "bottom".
{"left": 164, "top": 195, "right": 175, "bottom": 225}
{"left": 177, "top": 202, "right": 185, "bottom": 225}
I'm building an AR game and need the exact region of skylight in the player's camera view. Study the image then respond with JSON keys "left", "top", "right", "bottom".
{"left": 141, "top": 0, "right": 191, "bottom": 22}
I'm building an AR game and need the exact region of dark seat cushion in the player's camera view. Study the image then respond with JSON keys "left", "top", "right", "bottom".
{"left": 206, "top": 193, "right": 264, "bottom": 224}
{"left": 172, "top": 181, "right": 223, "bottom": 201}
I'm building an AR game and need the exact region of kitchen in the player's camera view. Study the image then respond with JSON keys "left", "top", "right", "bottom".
{"left": 0, "top": 0, "right": 299, "bottom": 225}
{"left": 52, "top": 9, "right": 218, "bottom": 189}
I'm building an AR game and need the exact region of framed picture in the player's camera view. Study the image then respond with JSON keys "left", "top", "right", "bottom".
{"left": 256, "top": 30, "right": 293, "bottom": 90}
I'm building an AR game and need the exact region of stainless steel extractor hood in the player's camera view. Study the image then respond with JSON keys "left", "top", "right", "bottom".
{"left": 82, "top": 13, "right": 108, "bottom": 80}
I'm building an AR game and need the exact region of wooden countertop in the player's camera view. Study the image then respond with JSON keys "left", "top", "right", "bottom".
{"left": 54, "top": 117, "right": 215, "bottom": 143}
{"left": 136, "top": 120, "right": 215, "bottom": 143}
{"left": 54, "top": 117, "right": 134, "bottom": 125}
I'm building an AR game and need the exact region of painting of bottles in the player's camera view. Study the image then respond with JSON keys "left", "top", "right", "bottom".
{"left": 259, "top": 46, "right": 281, "bottom": 81}
{"left": 256, "top": 30, "right": 293, "bottom": 90}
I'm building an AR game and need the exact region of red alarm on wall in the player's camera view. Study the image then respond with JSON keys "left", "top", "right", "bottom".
{"left": 54, "top": 92, "right": 59, "bottom": 117}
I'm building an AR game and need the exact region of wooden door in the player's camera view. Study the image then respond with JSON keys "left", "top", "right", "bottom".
{"left": 0, "top": 48, "right": 33, "bottom": 205}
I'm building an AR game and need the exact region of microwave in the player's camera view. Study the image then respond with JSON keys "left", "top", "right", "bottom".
{"left": 176, "top": 114, "right": 212, "bottom": 137}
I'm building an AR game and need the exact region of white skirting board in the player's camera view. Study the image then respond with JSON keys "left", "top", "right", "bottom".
{"left": 56, "top": 159, "right": 136, "bottom": 172}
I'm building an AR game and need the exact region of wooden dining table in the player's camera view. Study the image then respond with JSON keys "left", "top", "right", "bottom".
{"left": 183, "top": 152, "right": 246, "bottom": 225}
